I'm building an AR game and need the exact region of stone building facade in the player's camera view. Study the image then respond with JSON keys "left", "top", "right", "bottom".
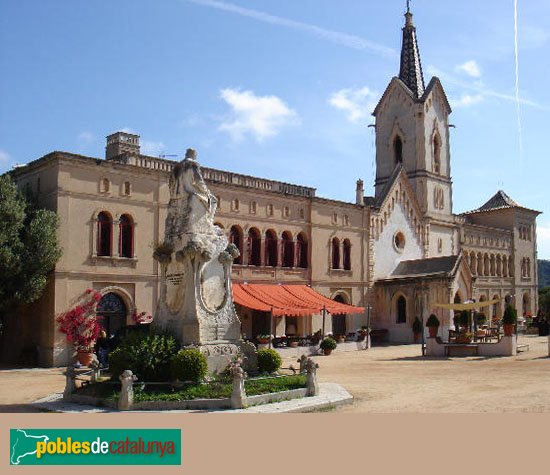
{"left": 1, "top": 9, "right": 540, "bottom": 366}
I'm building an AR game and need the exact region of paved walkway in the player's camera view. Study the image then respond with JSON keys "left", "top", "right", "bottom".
{"left": 2, "top": 335, "right": 549, "bottom": 413}
{"left": 31, "top": 383, "right": 352, "bottom": 413}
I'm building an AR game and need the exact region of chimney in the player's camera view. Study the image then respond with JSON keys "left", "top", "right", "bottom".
{"left": 356, "top": 179, "right": 364, "bottom": 206}
{"left": 106, "top": 131, "right": 140, "bottom": 160}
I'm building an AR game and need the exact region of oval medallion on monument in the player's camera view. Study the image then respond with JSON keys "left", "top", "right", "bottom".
{"left": 201, "top": 258, "right": 227, "bottom": 312}
{"left": 165, "top": 259, "right": 186, "bottom": 313}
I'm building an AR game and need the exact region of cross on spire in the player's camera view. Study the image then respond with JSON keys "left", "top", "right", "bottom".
{"left": 407, "top": 0, "right": 411, "bottom": 13}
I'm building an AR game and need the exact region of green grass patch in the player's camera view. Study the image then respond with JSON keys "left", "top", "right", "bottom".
{"left": 73, "top": 375, "right": 307, "bottom": 402}
{"left": 245, "top": 375, "right": 306, "bottom": 395}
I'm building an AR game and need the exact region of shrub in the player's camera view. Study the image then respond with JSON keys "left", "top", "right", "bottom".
{"left": 109, "top": 331, "right": 179, "bottom": 382}
{"left": 170, "top": 348, "right": 208, "bottom": 383}
{"left": 257, "top": 348, "right": 282, "bottom": 374}
{"left": 320, "top": 337, "right": 337, "bottom": 351}
{"left": 426, "top": 314, "right": 440, "bottom": 327}
{"left": 475, "top": 312, "right": 487, "bottom": 326}
{"left": 459, "top": 311, "right": 470, "bottom": 328}
{"left": 502, "top": 305, "right": 517, "bottom": 325}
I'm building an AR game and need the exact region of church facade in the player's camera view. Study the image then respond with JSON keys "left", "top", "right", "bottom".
{"left": 2, "top": 9, "right": 540, "bottom": 366}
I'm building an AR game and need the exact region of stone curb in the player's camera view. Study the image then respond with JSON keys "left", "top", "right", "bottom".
{"left": 32, "top": 383, "right": 353, "bottom": 414}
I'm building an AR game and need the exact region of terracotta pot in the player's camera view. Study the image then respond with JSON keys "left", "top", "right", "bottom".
{"left": 503, "top": 324, "right": 514, "bottom": 337}
{"left": 257, "top": 338, "right": 270, "bottom": 344}
{"left": 323, "top": 348, "right": 333, "bottom": 356}
{"left": 413, "top": 332, "right": 421, "bottom": 343}
{"left": 77, "top": 351, "right": 94, "bottom": 366}
{"left": 428, "top": 327, "right": 438, "bottom": 338}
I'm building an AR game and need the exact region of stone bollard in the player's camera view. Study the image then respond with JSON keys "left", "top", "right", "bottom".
{"left": 297, "top": 354, "right": 308, "bottom": 373}
{"left": 305, "top": 358, "right": 320, "bottom": 397}
{"left": 230, "top": 360, "right": 247, "bottom": 409}
{"left": 118, "top": 370, "right": 137, "bottom": 411}
{"left": 63, "top": 364, "right": 76, "bottom": 400}
{"left": 90, "top": 359, "right": 100, "bottom": 383}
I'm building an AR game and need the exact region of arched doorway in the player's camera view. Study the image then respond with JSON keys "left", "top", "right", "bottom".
{"left": 332, "top": 294, "right": 347, "bottom": 337}
{"left": 97, "top": 292, "right": 127, "bottom": 337}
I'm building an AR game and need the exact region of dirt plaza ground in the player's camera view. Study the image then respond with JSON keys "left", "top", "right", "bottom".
{"left": 1, "top": 335, "right": 549, "bottom": 413}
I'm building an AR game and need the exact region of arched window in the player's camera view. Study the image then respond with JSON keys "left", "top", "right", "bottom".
{"left": 523, "top": 292, "right": 531, "bottom": 315}
{"left": 247, "top": 228, "right": 261, "bottom": 266}
{"left": 281, "top": 231, "right": 294, "bottom": 268}
{"left": 394, "top": 136, "right": 403, "bottom": 164}
{"left": 470, "top": 252, "right": 476, "bottom": 275}
{"left": 97, "top": 212, "right": 113, "bottom": 257}
{"left": 229, "top": 226, "right": 243, "bottom": 265}
{"left": 477, "top": 253, "right": 483, "bottom": 276}
{"left": 332, "top": 294, "right": 347, "bottom": 336}
{"left": 490, "top": 255, "right": 495, "bottom": 276}
{"left": 331, "top": 238, "right": 340, "bottom": 269}
{"left": 296, "top": 233, "right": 308, "bottom": 269}
{"left": 101, "top": 178, "right": 110, "bottom": 193}
{"left": 433, "top": 134, "right": 441, "bottom": 174}
{"left": 396, "top": 295, "right": 407, "bottom": 323}
{"left": 343, "top": 239, "right": 351, "bottom": 270}
{"left": 119, "top": 214, "right": 134, "bottom": 258}
{"left": 123, "top": 181, "right": 131, "bottom": 196}
{"left": 484, "top": 254, "right": 490, "bottom": 276}
{"left": 96, "top": 292, "right": 127, "bottom": 336}
{"left": 265, "top": 230, "right": 278, "bottom": 267}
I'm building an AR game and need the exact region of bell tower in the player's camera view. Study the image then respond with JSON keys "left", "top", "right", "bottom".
{"left": 373, "top": 4, "right": 453, "bottom": 219}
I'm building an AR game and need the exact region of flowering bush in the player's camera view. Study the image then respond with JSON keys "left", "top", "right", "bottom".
{"left": 131, "top": 310, "right": 153, "bottom": 325}
{"left": 56, "top": 289, "right": 103, "bottom": 352}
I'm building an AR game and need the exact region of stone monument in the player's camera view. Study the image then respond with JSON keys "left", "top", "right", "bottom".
{"left": 153, "top": 149, "right": 256, "bottom": 373}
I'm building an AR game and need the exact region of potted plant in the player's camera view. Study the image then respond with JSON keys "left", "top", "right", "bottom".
{"left": 56, "top": 289, "right": 103, "bottom": 366}
{"left": 412, "top": 317, "right": 423, "bottom": 342}
{"left": 475, "top": 312, "right": 487, "bottom": 327}
{"left": 320, "top": 337, "right": 337, "bottom": 355}
{"left": 256, "top": 334, "right": 272, "bottom": 345}
{"left": 288, "top": 337, "right": 299, "bottom": 348}
{"left": 426, "top": 314, "right": 440, "bottom": 338}
{"left": 455, "top": 332, "right": 473, "bottom": 344}
{"left": 502, "top": 305, "right": 517, "bottom": 336}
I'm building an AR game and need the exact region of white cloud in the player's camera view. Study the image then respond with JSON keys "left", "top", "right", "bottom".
{"left": 456, "top": 60, "right": 481, "bottom": 78}
{"left": 328, "top": 86, "right": 378, "bottom": 123}
{"left": 521, "top": 25, "right": 550, "bottom": 50}
{"left": 77, "top": 131, "right": 94, "bottom": 144}
{"left": 427, "top": 65, "right": 550, "bottom": 111}
{"left": 141, "top": 140, "right": 166, "bottom": 156}
{"left": 185, "top": 0, "right": 397, "bottom": 59}
{"left": 219, "top": 88, "right": 298, "bottom": 142}
{"left": 0, "top": 149, "right": 11, "bottom": 163}
{"left": 451, "top": 93, "right": 484, "bottom": 108}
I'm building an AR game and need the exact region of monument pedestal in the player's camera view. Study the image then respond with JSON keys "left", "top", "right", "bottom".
{"left": 153, "top": 149, "right": 257, "bottom": 374}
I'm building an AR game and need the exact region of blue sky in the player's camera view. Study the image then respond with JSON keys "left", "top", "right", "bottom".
{"left": 1, "top": 0, "right": 550, "bottom": 258}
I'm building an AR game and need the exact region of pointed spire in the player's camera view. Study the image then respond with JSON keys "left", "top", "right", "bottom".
{"left": 399, "top": 3, "right": 425, "bottom": 98}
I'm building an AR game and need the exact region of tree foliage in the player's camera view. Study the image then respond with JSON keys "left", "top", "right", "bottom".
{"left": 539, "top": 287, "right": 550, "bottom": 317}
{"left": 0, "top": 174, "right": 62, "bottom": 312}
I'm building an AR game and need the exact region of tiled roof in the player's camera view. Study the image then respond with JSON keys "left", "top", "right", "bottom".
{"left": 389, "top": 255, "right": 460, "bottom": 279}
{"left": 399, "top": 12, "right": 425, "bottom": 98}
{"left": 463, "top": 190, "right": 523, "bottom": 214}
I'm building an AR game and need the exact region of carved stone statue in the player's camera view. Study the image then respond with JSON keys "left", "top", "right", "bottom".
{"left": 154, "top": 148, "right": 256, "bottom": 373}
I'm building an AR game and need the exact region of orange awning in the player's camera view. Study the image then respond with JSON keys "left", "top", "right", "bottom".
{"left": 232, "top": 283, "right": 365, "bottom": 317}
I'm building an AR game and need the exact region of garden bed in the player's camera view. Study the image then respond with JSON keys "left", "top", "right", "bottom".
{"left": 70, "top": 374, "right": 308, "bottom": 410}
